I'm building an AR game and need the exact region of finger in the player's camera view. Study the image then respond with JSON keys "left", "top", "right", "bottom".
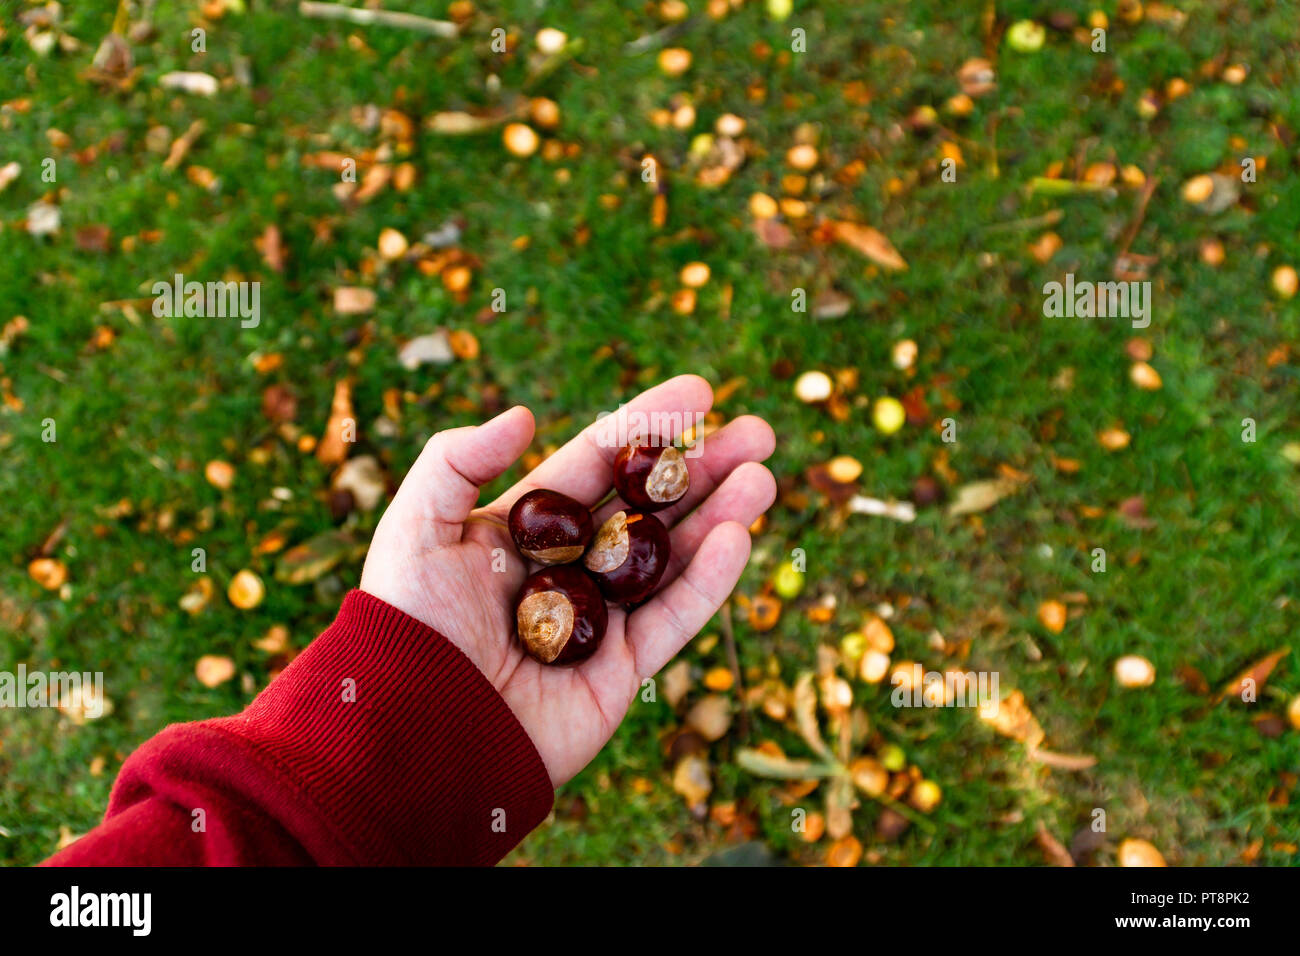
{"left": 482, "top": 374, "right": 714, "bottom": 518}
{"left": 659, "top": 461, "right": 776, "bottom": 584}
{"left": 395, "top": 405, "right": 535, "bottom": 543}
{"left": 591, "top": 415, "right": 776, "bottom": 530}
{"left": 626, "top": 521, "right": 752, "bottom": 679}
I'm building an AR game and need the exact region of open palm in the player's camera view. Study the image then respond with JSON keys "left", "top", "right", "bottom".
{"left": 361, "top": 375, "right": 776, "bottom": 786}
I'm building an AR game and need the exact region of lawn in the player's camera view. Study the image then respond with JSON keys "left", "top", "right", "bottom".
{"left": 1, "top": 0, "right": 1298, "bottom": 867}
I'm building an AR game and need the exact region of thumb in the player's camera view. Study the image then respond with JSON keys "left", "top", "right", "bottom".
{"left": 400, "top": 405, "right": 536, "bottom": 541}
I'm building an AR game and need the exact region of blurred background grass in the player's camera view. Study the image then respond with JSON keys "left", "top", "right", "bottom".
{"left": 1, "top": 0, "right": 1298, "bottom": 866}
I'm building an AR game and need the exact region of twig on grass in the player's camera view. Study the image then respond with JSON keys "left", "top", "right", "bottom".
{"left": 1112, "top": 175, "right": 1160, "bottom": 277}
{"left": 298, "top": 2, "right": 458, "bottom": 38}
{"left": 718, "top": 599, "right": 748, "bottom": 741}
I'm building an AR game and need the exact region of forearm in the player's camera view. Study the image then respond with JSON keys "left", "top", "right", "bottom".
{"left": 44, "top": 590, "right": 554, "bottom": 866}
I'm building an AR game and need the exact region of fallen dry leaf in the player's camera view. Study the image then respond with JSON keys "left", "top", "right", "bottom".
{"left": 317, "top": 379, "right": 355, "bottom": 466}
{"left": 829, "top": 220, "right": 908, "bottom": 271}
{"left": 1035, "top": 821, "right": 1076, "bottom": 866}
{"left": 946, "top": 477, "right": 1019, "bottom": 517}
{"left": 981, "top": 689, "right": 1045, "bottom": 749}
{"left": 257, "top": 223, "right": 286, "bottom": 272}
{"left": 1216, "top": 648, "right": 1290, "bottom": 703}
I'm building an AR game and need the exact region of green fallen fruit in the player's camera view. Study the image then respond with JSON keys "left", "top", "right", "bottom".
{"left": 773, "top": 560, "right": 805, "bottom": 599}
{"left": 1006, "top": 20, "right": 1045, "bottom": 52}
{"left": 878, "top": 743, "right": 906, "bottom": 772}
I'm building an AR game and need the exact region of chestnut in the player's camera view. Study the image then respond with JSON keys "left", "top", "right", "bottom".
{"left": 613, "top": 442, "right": 689, "bottom": 512}
{"left": 583, "top": 509, "right": 671, "bottom": 605}
{"left": 515, "top": 565, "right": 608, "bottom": 665}
{"left": 508, "top": 489, "right": 594, "bottom": 565}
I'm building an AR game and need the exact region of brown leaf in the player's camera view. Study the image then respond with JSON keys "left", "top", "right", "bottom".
{"left": 1117, "top": 495, "right": 1156, "bottom": 529}
{"left": 261, "top": 383, "right": 297, "bottom": 423}
{"left": 257, "top": 223, "right": 286, "bottom": 273}
{"left": 1035, "top": 821, "right": 1076, "bottom": 866}
{"left": 981, "top": 689, "right": 1045, "bottom": 749}
{"left": 1216, "top": 648, "right": 1290, "bottom": 703}
{"left": 1175, "top": 663, "right": 1210, "bottom": 696}
{"left": 752, "top": 217, "right": 794, "bottom": 250}
{"left": 900, "top": 386, "right": 929, "bottom": 426}
{"left": 317, "top": 379, "right": 354, "bottom": 465}
{"left": 830, "top": 221, "right": 907, "bottom": 270}
{"left": 805, "top": 462, "right": 857, "bottom": 505}
{"left": 74, "top": 224, "right": 111, "bottom": 253}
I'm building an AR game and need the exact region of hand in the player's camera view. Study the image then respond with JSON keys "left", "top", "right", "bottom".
{"left": 360, "top": 375, "right": 776, "bottom": 786}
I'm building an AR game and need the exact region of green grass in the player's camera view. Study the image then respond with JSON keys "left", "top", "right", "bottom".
{"left": 1, "top": 0, "right": 1298, "bottom": 866}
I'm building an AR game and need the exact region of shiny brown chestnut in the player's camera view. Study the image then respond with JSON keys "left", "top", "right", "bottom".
{"left": 613, "top": 442, "right": 689, "bottom": 512}
{"left": 515, "top": 565, "right": 608, "bottom": 665}
{"left": 508, "top": 489, "right": 594, "bottom": 565}
{"left": 584, "top": 509, "right": 671, "bottom": 605}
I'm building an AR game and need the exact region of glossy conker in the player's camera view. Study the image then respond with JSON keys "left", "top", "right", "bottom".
{"left": 515, "top": 564, "right": 608, "bottom": 665}
{"left": 508, "top": 489, "right": 594, "bottom": 565}
{"left": 583, "top": 509, "right": 671, "bottom": 605}
{"left": 613, "top": 442, "right": 689, "bottom": 512}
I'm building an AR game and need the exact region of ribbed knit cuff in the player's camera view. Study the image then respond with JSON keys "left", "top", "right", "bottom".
{"left": 110, "top": 590, "right": 555, "bottom": 865}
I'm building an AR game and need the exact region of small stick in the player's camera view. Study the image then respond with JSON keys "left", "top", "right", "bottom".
{"left": 719, "top": 599, "right": 748, "bottom": 741}
{"left": 980, "top": 209, "right": 1063, "bottom": 234}
{"left": 588, "top": 488, "right": 618, "bottom": 513}
{"left": 623, "top": 21, "right": 688, "bottom": 55}
{"left": 298, "top": 2, "right": 458, "bottom": 38}
{"left": 1115, "top": 175, "right": 1159, "bottom": 261}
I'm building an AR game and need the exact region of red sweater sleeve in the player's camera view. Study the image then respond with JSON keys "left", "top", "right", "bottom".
{"left": 43, "top": 590, "right": 555, "bottom": 866}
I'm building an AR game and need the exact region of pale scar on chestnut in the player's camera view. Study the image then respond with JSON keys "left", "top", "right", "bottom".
{"left": 646, "top": 447, "right": 689, "bottom": 503}
{"left": 517, "top": 589, "right": 575, "bottom": 664}
{"left": 520, "top": 544, "right": 586, "bottom": 564}
{"left": 585, "top": 511, "right": 631, "bottom": 573}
